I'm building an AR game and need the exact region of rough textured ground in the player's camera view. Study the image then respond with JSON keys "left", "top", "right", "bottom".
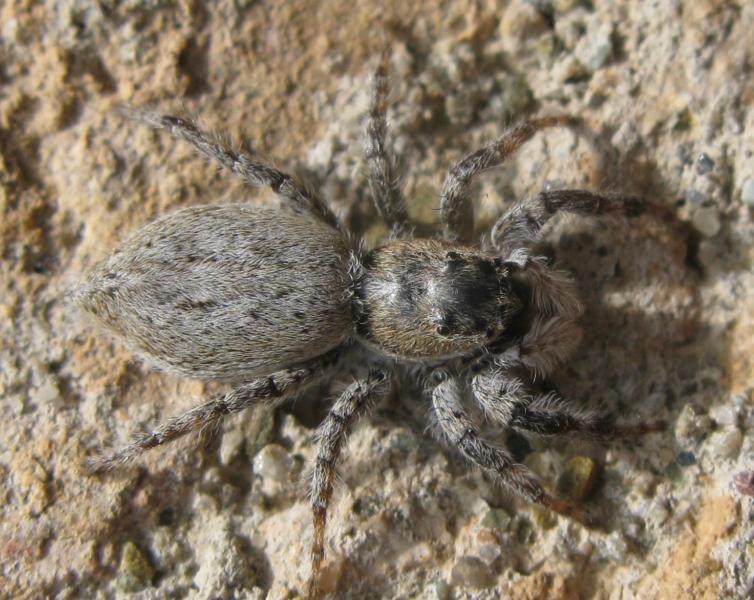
{"left": 1, "top": 0, "right": 753, "bottom": 598}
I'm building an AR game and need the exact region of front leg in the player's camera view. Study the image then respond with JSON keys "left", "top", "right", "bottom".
{"left": 440, "top": 117, "right": 575, "bottom": 244}
{"left": 473, "top": 366, "right": 663, "bottom": 441}
{"left": 492, "top": 189, "right": 645, "bottom": 255}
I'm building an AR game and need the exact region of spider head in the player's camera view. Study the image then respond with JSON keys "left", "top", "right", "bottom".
{"left": 355, "top": 239, "right": 524, "bottom": 361}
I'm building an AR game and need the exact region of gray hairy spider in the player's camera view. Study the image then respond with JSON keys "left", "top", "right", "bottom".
{"left": 76, "top": 53, "right": 663, "bottom": 596}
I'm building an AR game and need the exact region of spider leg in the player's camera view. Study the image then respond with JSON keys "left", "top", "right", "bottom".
{"left": 131, "top": 111, "right": 343, "bottom": 231}
{"left": 440, "top": 117, "right": 574, "bottom": 244}
{"left": 472, "top": 366, "right": 664, "bottom": 443}
{"left": 364, "top": 51, "right": 409, "bottom": 238}
{"left": 85, "top": 346, "right": 345, "bottom": 473}
{"left": 492, "top": 189, "right": 645, "bottom": 255}
{"left": 308, "top": 368, "right": 392, "bottom": 598}
{"left": 431, "top": 377, "right": 592, "bottom": 526}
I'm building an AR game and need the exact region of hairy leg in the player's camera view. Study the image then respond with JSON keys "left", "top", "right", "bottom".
{"left": 440, "top": 117, "right": 575, "bottom": 244}
{"left": 132, "top": 111, "right": 343, "bottom": 231}
{"left": 364, "top": 51, "right": 409, "bottom": 237}
{"left": 472, "top": 366, "right": 664, "bottom": 442}
{"left": 86, "top": 346, "right": 345, "bottom": 473}
{"left": 309, "top": 368, "right": 391, "bottom": 598}
{"left": 431, "top": 377, "right": 592, "bottom": 525}
{"left": 492, "top": 188, "right": 645, "bottom": 255}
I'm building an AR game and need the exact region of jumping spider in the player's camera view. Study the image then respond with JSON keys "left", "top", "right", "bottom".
{"left": 76, "top": 53, "right": 663, "bottom": 595}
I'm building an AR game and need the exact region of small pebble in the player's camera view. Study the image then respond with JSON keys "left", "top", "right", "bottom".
{"left": 741, "top": 178, "right": 754, "bottom": 206}
{"left": 480, "top": 507, "right": 512, "bottom": 533}
{"left": 531, "top": 503, "right": 559, "bottom": 529}
{"left": 476, "top": 541, "right": 502, "bottom": 566}
{"left": 552, "top": 0, "right": 580, "bottom": 12}
{"left": 611, "top": 122, "right": 640, "bottom": 153}
{"left": 555, "top": 456, "right": 599, "bottom": 502}
{"left": 536, "top": 33, "right": 558, "bottom": 59}
{"left": 645, "top": 500, "right": 670, "bottom": 527}
{"left": 696, "top": 153, "right": 715, "bottom": 175}
{"left": 709, "top": 403, "right": 741, "bottom": 427}
{"left": 33, "top": 382, "right": 60, "bottom": 405}
{"left": 254, "top": 444, "right": 293, "bottom": 485}
{"left": 450, "top": 555, "right": 495, "bottom": 589}
{"left": 492, "top": 75, "right": 533, "bottom": 118}
{"left": 692, "top": 206, "right": 721, "bottom": 237}
{"left": 219, "top": 429, "right": 245, "bottom": 466}
{"left": 117, "top": 542, "right": 154, "bottom": 592}
{"left": 352, "top": 488, "right": 382, "bottom": 520}
{"left": 675, "top": 404, "right": 712, "bottom": 443}
{"left": 665, "top": 461, "right": 683, "bottom": 483}
{"left": 553, "top": 55, "right": 589, "bottom": 83}
{"left": 676, "top": 451, "right": 697, "bottom": 467}
{"left": 422, "top": 580, "right": 451, "bottom": 600}
{"left": 708, "top": 428, "right": 743, "bottom": 460}
{"left": 575, "top": 27, "right": 613, "bottom": 72}
{"left": 603, "top": 531, "right": 629, "bottom": 563}
{"left": 685, "top": 189, "right": 705, "bottom": 207}
{"left": 244, "top": 405, "right": 277, "bottom": 458}
{"left": 500, "top": 0, "right": 549, "bottom": 40}
{"left": 734, "top": 471, "right": 754, "bottom": 496}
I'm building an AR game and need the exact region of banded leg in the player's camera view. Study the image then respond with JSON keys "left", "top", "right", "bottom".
{"left": 472, "top": 367, "right": 664, "bottom": 443}
{"left": 133, "top": 111, "right": 342, "bottom": 231}
{"left": 492, "top": 189, "right": 646, "bottom": 255}
{"left": 431, "top": 378, "right": 592, "bottom": 526}
{"left": 308, "top": 368, "right": 391, "bottom": 598}
{"left": 364, "top": 51, "right": 409, "bottom": 237}
{"left": 86, "top": 346, "right": 345, "bottom": 473}
{"left": 441, "top": 117, "right": 575, "bottom": 244}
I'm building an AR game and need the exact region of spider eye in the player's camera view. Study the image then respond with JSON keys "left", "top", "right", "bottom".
{"left": 485, "top": 326, "right": 495, "bottom": 338}
{"left": 435, "top": 311, "right": 455, "bottom": 336}
{"left": 444, "top": 251, "right": 465, "bottom": 271}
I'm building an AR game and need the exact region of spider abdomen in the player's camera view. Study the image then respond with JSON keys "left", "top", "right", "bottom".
{"left": 75, "top": 204, "right": 354, "bottom": 381}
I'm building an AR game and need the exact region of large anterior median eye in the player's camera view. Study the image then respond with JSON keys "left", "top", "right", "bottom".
{"left": 434, "top": 311, "right": 456, "bottom": 337}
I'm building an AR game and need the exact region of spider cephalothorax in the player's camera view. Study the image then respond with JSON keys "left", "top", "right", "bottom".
{"left": 354, "top": 239, "right": 524, "bottom": 360}
{"left": 76, "top": 52, "right": 663, "bottom": 597}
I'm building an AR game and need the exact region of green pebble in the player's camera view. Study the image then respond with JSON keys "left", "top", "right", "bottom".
{"left": 480, "top": 508, "right": 512, "bottom": 533}
{"left": 555, "top": 456, "right": 600, "bottom": 503}
{"left": 117, "top": 541, "right": 154, "bottom": 592}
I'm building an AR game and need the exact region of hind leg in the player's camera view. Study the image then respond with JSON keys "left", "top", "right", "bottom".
{"left": 132, "top": 111, "right": 344, "bottom": 232}
{"left": 86, "top": 346, "right": 345, "bottom": 472}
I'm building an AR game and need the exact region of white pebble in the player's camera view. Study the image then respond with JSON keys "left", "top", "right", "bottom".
{"left": 253, "top": 444, "right": 293, "bottom": 484}
{"left": 33, "top": 382, "right": 60, "bottom": 406}
{"left": 709, "top": 403, "right": 740, "bottom": 426}
{"left": 741, "top": 178, "right": 754, "bottom": 205}
{"left": 219, "top": 429, "right": 245, "bottom": 465}
{"left": 708, "top": 428, "right": 743, "bottom": 460}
